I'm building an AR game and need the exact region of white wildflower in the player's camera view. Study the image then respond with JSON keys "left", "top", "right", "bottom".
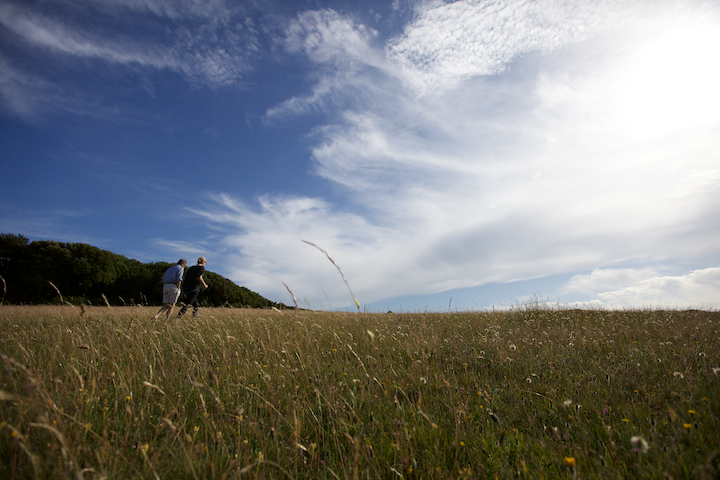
{"left": 631, "top": 436, "right": 649, "bottom": 454}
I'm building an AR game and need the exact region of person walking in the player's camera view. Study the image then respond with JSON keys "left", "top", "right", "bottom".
{"left": 176, "top": 256, "right": 209, "bottom": 319}
{"left": 152, "top": 259, "right": 186, "bottom": 321}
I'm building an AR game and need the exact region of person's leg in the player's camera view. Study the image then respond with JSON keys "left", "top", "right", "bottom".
{"left": 164, "top": 285, "right": 181, "bottom": 321}
{"left": 154, "top": 284, "right": 173, "bottom": 319}
{"left": 152, "top": 304, "right": 169, "bottom": 320}
{"left": 192, "top": 297, "right": 200, "bottom": 318}
{"left": 177, "top": 290, "right": 198, "bottom": 319}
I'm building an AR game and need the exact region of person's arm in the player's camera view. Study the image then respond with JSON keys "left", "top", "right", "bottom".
{"left": 199, "top": 275, "right": 208, "bottom": 289}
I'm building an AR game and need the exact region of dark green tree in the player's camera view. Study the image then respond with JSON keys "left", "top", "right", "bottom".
{"left": 0, "top": 234, "right": 285, "bottom": 308}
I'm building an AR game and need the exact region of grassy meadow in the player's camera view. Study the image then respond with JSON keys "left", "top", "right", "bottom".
{"left": 1, "top": 305, "right": 718, "bottom": 479}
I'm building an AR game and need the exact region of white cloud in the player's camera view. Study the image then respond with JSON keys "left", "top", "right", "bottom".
{"left": 0, "top": 2, "right": 169, "bottom": 67}
{"left": 189, "top": 193, "right": 394, "bottom": 309}
{"left": 265, "top": 9, "right": 383, "bottom": 122}
{"left": 386, "top": 0, "right": 630, "bottom": 96}
{"left": 564, "top": 267, "right": 720, "bottom": 309}
{"left": 150, "top": 239, "right": 210, "bottom": 258}
{"left": 0, "top": 0, "right": 259, "bottom": 118}
{"left": 202, "top": 2, "right": 720, "bottom": 309}
{"left": 283, "top": 9, "right": 378, "bottom": 67}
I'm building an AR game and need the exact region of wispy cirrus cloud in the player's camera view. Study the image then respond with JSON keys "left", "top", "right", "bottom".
{"left": 84, "top": 0, "right": 234, "bottom": 20}
{"left": 0, "top": 0, "right": 260, "bottom": 118}
{"left": 386, "top": 0, "right": 631, "bottom": 96}
{"left": 264, "top": 9, "right": 384, "bottom": 122}
{"left": 150, "top": 239, "right": 212, "bottom": 259}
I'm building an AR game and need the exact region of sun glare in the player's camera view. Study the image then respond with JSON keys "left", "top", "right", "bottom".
{"left": 621, "top": 19, "right": 720, "bottom": 136}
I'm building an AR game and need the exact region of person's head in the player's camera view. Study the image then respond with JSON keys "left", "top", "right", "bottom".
{"left": 197, "top": 256, "right": 206, "bottom": 266}
{"left": 178, "top": 259, "right": 187, "bottom": 266}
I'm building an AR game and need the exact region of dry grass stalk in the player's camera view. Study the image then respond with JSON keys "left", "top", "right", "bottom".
{"left": 301, "top": 239, "right": 360, "bottom": 312}
{"left": 0, "top": 274, "right": 6, "bottom": 305}
{"left": 48, "top": 281, "right": 64, "bottom": 304}
{"left": 282, "top": 281, "right": 299, "bottom": 309}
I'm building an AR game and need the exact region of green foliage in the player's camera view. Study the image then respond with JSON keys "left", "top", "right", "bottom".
{"left": 0, "top": 233, "right": 282, "bottom": 308}
{"left": 0, "top": 306, "right": 718, "bottom": 479}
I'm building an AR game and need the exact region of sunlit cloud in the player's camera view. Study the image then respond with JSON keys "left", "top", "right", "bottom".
{"left": 201, "top": 1, "right": 720, "bottom": 309}
{"left": 386, "top": 0, "right": 630, "bottom": 96}
{"left": 564, "top": 267, "right": 720, "bottom": 309}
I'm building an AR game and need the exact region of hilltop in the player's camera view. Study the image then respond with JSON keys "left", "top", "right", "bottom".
{"left": 0, "top": 233, "right": 285, "bottom": 308}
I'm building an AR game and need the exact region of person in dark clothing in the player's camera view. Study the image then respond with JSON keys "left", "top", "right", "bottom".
{"left": 177, "top": 257, "right": 208, "bottom": 319}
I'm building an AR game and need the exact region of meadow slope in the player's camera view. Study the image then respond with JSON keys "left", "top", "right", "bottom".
{"left": 1, "top": 306, "right": 718, "bottom": 479}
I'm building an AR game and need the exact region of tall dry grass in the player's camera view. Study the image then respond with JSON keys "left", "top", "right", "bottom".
{"left": 1, "top": 305, "right": 718, "bottom": 479}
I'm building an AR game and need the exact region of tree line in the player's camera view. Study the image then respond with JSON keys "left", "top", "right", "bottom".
{"left": 0, "top": 234, "right": 285, "bottom": 308}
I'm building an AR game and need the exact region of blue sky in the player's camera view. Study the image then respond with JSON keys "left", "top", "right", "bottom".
{"left": 1, "top": 0, "right": 719, "bottom": 311}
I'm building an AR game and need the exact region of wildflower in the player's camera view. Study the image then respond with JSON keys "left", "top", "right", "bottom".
{"left": 688, "top": 410, "right": 695, "bottom": 414}
{"left": 673, "top": 372, "right": 684, "bottom": 379}
{"left": 420, "top": 377, "right": 427, "bottom": 384}
{"left": 563, "top": 457, "right": 576, "bottom": 467}
{"left": 367, "top": 330, "right": 375, "bottom": 340}
{"left": 683, "top": 423, "right": 693, "bottom": 429}
{"left": 631, "top": 436, "right": 649, "bottom": 454}
{"left": 526, "top": 378, "right": 532, "bottom": 384}
{"left": 622, "top": 419, "right": 630, "bottom": 422}
{"left": 563, "top": 399, "right": 572, "bottom": 408}
{"left": 509, "top": 344, "right": 517, "bottom": 351}
{"left": 712, "top": 368, "right": 720, "bottom": 376}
